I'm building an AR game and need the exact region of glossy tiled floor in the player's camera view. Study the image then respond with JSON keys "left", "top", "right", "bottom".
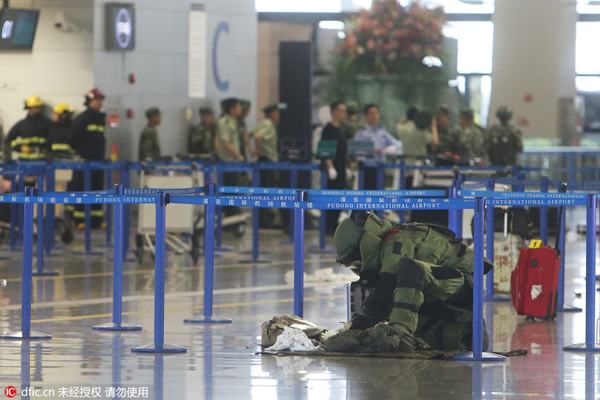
{"left": 1, "top": 209, "right": 600, "bottom": 400}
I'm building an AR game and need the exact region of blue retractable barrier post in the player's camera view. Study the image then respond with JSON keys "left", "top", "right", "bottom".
{"left": 120, "top": 162, "right": 134, "bottom": 262}
{"left": 44, "top": 167, "right": 56, "bottom": 255}
{"left": 9, "top": 175, "right": 17, "bottom": 250}
{"left": 309, "top": 168, "right": 335, "bottom": 254}
{"left": 452, "top": 197, "right": 504, "bottom": 361}
{"left": 564, "top": 194, "right": 600, "bottom": 352}
{"left": 399, "top": 161, "right": 406, "bottom": 224}
{"left": 448, "top": 186, "right": 458, "bottom": 234}
{"left": 358, "top": 161, "right": 365, "bottom": 190}
{"left": 75, "top": 165, "right": 102, "bottom": 256}
{"left": 240, "top": 166, "right": 271, "bottom": 264}
{"left": 102, "top": 169, "right": 113, "bottom": 247}
{"left": 185, "top": 183, "right": 232, "bottom": 324}
{"left": 94, "top": 184, "right": 141, "bottom": 332}
{"left": 215, "top": 171, "right": 233, "bottom": 252}
{"left": 32, "top": 175, "right": 57, "bottom": 277}
{"left": 1, "top": 187, "right": 51, "bottom": 340}
{"left": 455, "top": 175, "right": 465, "bottom": 236}
{"left": 540, "top": 177, "right": 549, "bottom": 245}
{"left": 133, "top": 192, "right": 186, "bottom": 353}
{"left": 484, "top": 178, "right": 509, "bottom": 302}
{"left": 17, "top": 175, "right": 25, "bottom": 244}
{"left": 294, "top": 190, "right": 306, "bottom": 317}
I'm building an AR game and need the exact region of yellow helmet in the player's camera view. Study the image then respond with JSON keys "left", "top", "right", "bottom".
{"left": 24, "top": 95, "right": 44, "bottom": 109}
{"left": 53, "top": 103, "right": 74, "bottom": 115}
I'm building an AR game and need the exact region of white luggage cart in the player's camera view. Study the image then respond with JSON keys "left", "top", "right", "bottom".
{"left": 135, "top": 170, "right": 202, "bottom": 265}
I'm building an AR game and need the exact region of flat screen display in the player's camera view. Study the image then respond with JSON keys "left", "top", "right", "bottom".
{"left": 0, "top": 8, "right": 40, "bottom": 50}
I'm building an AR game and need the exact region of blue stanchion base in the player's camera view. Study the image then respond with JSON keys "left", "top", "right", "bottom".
{"left": 215, "top": 245, "right": 235, "bottom": 252}
{"left": 73, "top": 250, "right": 105, "bottom": 256}
{"left": 0, "top": 331, "right": 52, "bottom": 340}
{"left": 483, "top": 295, "right": 511, "bottom": 302}
{"left": 92, "top": 322, "right": 142, "bottom": 331}
{"left": 563, "top": 343, "right": 600, "bottom": 352}
{"left": 131, "top": 343, "right": 187, "bottom": 353}
{"left": 183, "top": 316, "right": 233, "bottom": 324}
{"left": 558, "top": 305, "right": 582, "bottom": 312}
{"left": 240, "top": 250, "right": 271, "bottom": 255}
{"left": 308, "top": 245, "right": 336, "bottom": 254}
{"left": 238, "top": 258, "right": 272, "bottom": 264}
{"left": 32, "top": 271, "right": 59, "bottom": 277}
{"left": 451, "top": 352, "right": 506, "bottom": 361}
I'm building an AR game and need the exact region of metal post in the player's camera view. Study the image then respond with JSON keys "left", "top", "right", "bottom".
{"left": 399, "top": 161, "right": 406, "bottom": 224}
{"left": 104, "top": 169, "right": 113, "bottom": 246}
{"left": 93, "top": 184, "right": 141, "bottom": 331}
{"left": 564, "top": 194, "right": 600, "bottom": 352}
{"left": 452, "top": 197, "right": 504, "bottom": 361}
{"left": 17, "top": 175, "right": 25, "bottom": 244}
{"left": 133, "top": 192, "right": 186, "bottom": 352}
{"left": 319, "top": 168, "right": 327, "bottom": 249}
{"left": 484, "top": 178, "right": 507, "bottom": 302}
{"left": 448, "top": 186, "right": 458, "bottom": 235}
{"left": 1, "top": 187, "right": 51, "bottom": 340}
{"left": 45, "top": 166, "right": 56, "bottom": 255}
{"left": 540, "top": 177, "right": 549, "bottom": 245}
{"left": 293, "top": 190, "right": 306, "bottom": 317}
{"left": 456, "top": 175, "right": 464, "bottom": 237}
{"left": 120, "top": 162, "right": 134, "bottom": 262}
{"left": 84, "top": 166, "right": 92, "bottom": 253}
{"left": 32, "top": 175, "right": 57, "bottom": 277}
{"left": 289, "top": 169, "right": 298, "bottom": 241}
{"left": 568, "top": 153, "right": 575, "bottom": 183}
{"left": 376, "top": 164, "right": 384, "bottom": 218}
{"left": 216, "top": 171, "right": 224, "bottom": 249}
{"left": 9, "top": 175, "right": 17, "bottom": 249}
{"left": 184, "top": 183, "right": 232, "bottom": 324}
{"left": 240, "top": 167, "right": 271, "bottom": 263}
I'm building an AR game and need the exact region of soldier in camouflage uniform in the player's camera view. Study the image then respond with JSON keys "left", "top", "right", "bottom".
{"left": 238, "top": 99, "right": 251, "bottom": 160}
{"left": 432, "top": 104, "right": 459, "bottom": 155}
{"left": 188, "top": 106, "right": 216, "bottom": 157}
{"left": 324, "top": 211, "right": 492, "bottom": 353}
{"left": 217, "top": 98, "right": 244, "bottom": 215}
{"left": 255, "top": 102, "right": 281, "bottom": 227}
{"left": 138, "top": 107, "right": 162, "bottom": 161}
{"left": 485, "top": 106, "right": 523, "bottom": 166}
{"left": 455, "top": 107, "right": 486, "bottom": 160}
{"left": 340, "top": 101, "right": 361, "bottom": 140}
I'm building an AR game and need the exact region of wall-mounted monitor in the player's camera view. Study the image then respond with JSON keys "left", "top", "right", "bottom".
{"left": 105, "top": 3, "right": 135, "bottom": 51}
{"left": 0, "top": 8, "right": 40, "bottom": 51}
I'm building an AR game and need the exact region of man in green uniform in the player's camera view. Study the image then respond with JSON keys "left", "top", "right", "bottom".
{"left": 432, "top": 104, "right": 459, "bottom": 155}
{"left": 217, "top": 98, "right": 244, "bottom": 215}
{"left": 340, "top": 101, "right": 361, "bottom": 140}
{"left": 485, "top": 106, "right": 523, "bottom": 166}
{"left": 138, "top": 107, "right": 162, "bottom": 161}
{"left": 324, "top": 211, "right": 492, "bottom": 352}
{"left": 255, "top": 102, "right": 281, "bottom": 227}
{"left": 455, "top": 107, "right": 486, "bottom": 161}
{"left": 188, "top": 105, "right": 216, "bottom": 157}
{"left": 238, "top": 100, "right": 251, "bottom": 160}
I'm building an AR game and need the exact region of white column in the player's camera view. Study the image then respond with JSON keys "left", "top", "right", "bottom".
{"left": 490, "top": 0, "right": 577, "bottom": 139}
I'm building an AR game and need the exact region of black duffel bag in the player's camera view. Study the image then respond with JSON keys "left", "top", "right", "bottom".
{"left": 471, "top": 207, "right": 535, "bottom": 240}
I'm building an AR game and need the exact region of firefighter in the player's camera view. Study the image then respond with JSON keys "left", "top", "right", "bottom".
{"left": 48, "top": 103, "right": 76, "bottom": 158}
{"left": 66, "top": 88, "right": 107, "bottom": 228}
{"left": 5, "top": 95, "right": 52, "bottom": 161}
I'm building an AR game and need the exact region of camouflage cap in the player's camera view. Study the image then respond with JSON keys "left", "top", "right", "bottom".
{"left": 460, "top": 107, "right": 474, "bottom": 120}
{"left": 145, "top": 107, "right": 161, "bottom": 119}
{"left": 496, "top": 105, "right": 513, "bottom": 120}
{"left": 262, "top": 102, "right": 280, "bottom": 114}
{"left": 199, "top": 105, "right": 214, "bottom": 115}
{"left": 240, "top": 99, "right": 251, "bottom": 110}
{"left": 435, "top": 104, "right": 450, "bottom": 116}
{"left": 346, "top": 101, "right": 359, "bottom": 115}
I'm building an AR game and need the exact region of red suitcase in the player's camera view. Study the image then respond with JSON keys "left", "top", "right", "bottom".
{"left": 511, "top": 245, "right": 560, "bottom": 319}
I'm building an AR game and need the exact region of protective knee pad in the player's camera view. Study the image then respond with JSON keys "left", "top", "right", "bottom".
{"left": 396, "top": 258, "right": 425, "bottom": 291}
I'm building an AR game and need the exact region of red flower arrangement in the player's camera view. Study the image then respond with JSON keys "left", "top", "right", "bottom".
{"left": 337, "top": 0, "right": 445, "bottom": 74}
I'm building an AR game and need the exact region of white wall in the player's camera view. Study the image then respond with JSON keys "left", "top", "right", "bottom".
{"left": 490, "top": 0, "right": 577, "bottom": 138}
{"left": 93, "top": 0, "right": 258, "bottom": 161}
{"left": 0, "top": 0, "right": 95, "bottom": 132}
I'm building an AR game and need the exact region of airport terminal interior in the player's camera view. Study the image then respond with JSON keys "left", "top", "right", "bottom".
{"left": 3, "top": 0, "right": 600, "bottom": 399}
